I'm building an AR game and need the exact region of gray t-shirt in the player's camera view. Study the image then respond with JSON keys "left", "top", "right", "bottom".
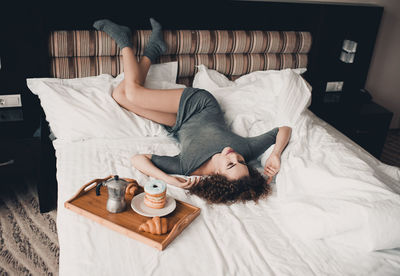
{"left": 152, "top": 87, "right": 278, "bottom": 176}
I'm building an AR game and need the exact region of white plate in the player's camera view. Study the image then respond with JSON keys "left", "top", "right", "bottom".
{"left": 131, "top": 193, "right": 176, "bottom": 217}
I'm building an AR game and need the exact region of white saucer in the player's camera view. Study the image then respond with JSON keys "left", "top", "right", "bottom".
{"left": 131, "top": 192, "right": 176, "bottom": 217}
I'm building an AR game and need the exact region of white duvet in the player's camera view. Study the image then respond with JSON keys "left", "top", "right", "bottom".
{"left": 278, "top": 111, "right": 400, "bottom": 252}
{"left": 54, "top": 110, "right": 400, "bottom": 276}
{"left": 32, "top": 66, "right": 400, "bottom": 275}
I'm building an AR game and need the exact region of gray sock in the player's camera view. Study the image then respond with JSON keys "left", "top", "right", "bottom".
{"left": 93, "top": 19, "right": 133, "bottom": 49}
{"left": 143, "top": 18, "right": 167, "bottom": 63}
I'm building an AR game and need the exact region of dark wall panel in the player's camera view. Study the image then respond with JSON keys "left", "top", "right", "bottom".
{"left": 0, "top": 0, "right": 383, "bottom": 111}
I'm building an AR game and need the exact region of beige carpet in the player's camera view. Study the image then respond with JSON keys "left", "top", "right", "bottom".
{"left": 0, "top": 131, "right": 398, "bottom": 275}
{"left": 0, "top": 177, "right": 59, "bottom": 276}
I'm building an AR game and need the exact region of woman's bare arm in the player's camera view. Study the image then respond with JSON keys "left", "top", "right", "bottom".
{"left": 131, "top": 154, "right": 199, "bottom": 188}
{"left": 131, "top": 154, "right": 170, "bottom": 181}
{"left": 264, "top": 126, "right": 292, "bottom": 183}
{"left": 272, "top": 126, "right": 292, "bottom": 156}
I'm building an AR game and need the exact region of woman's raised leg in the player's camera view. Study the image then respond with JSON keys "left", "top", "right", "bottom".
{"left": 119, "top": 47, "right": 184, "bottom": 114}
{"left": 94, "top": 18, "right": 183, "bottom": 126}
{"left": 112, "top": 62, "right": 178, "bottom": 126}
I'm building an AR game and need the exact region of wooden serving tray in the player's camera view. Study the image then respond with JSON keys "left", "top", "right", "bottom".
{"left": 64, "top": 176, "right": 201, "bottom": 251}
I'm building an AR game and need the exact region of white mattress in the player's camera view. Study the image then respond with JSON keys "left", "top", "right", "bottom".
{"left": 54, "top": 110, "right": 400, "bottom": 276}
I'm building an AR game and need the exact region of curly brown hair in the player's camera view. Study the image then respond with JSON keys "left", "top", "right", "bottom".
{"left": 187, "top": 166, "right": 271, "bottom": 204}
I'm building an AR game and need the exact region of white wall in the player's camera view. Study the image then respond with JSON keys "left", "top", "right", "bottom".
{"left": 245, "top": 0, "right": 400, "bottom": 129}
{"left": 365, "top": 0, "right": 400, "bottom": 129}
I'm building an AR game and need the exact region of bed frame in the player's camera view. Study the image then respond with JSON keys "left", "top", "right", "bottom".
{"left": 35, "top": 0, "right": 382, "bottom": 212}
{"left": 48, "top": 30, "right": 312, "bottom": 85}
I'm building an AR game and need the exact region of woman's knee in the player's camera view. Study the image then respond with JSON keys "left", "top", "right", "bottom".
{"left": 111, "top": 87, "right": 126, "bottom": 104}
{"left": 112, "top": 82, "right": 142, "bottom": 105}
{"left": 124, "top": 82, "right": 144, "bottom": 103}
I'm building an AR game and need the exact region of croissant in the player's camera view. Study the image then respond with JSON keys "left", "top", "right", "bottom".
{"left": 125, "top": 181, "right": 140, "bottom": 196}
{"left": 139, "top": 216, "right": 168, "bottom": 235}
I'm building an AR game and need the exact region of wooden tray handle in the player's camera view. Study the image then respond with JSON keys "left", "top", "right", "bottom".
{"left": 67, "top": 175, "right": 113, "bottom": 203}
{"left": 66, "top": 176, "right": 140, "bottom": 204}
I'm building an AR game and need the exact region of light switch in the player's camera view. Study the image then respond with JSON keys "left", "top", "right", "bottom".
{"left": 0, "top": 94, "right": 22, "bottom": 108}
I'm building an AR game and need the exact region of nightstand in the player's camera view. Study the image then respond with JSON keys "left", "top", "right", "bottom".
{"left": 310, "top": 100, "right": 393, "bottom": 159}
{"left": 348, "top": 102, "right": 393, "bottom": 158}
{"left": 0, "top": 106, "right": 40, "bottom": 182}
{"left": 1, "top": 105, "right": 57, "bottom": 212}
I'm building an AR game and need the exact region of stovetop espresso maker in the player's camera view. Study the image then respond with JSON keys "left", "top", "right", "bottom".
{"left": 95, "top": 175, "right": 130, "bottom": 213}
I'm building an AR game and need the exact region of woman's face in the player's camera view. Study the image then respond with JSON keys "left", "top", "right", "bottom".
{"left": 212, "top": 147, "right": 249, "bottom": 180}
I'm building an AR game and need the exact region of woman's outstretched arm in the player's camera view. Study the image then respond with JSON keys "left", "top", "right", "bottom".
{"left": 272, "top": 126, "right": 292, "bottom": 156}
{"left": 264, "top": 126, "right": 292, "bottom": 184}
{"left": 131, "top": 154, "right": 199, "bottom": 188}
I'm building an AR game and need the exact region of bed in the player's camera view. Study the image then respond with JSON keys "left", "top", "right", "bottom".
{"left": 26, "top": 27, "right": 400, "bottom": 275}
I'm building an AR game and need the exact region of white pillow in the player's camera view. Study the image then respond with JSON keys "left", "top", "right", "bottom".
{"left": 192, "top": 65, "right": 311, "bottom": 137}
{"left": 27, "top": 61, "right": 185, "bottom": 141}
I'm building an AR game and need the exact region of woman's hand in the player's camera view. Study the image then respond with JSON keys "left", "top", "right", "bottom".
{"left": 165, "top": 175, "right": 200, "bottom": 189}
{"left": 263, "top": 126, "right": 291, "bottom": 184}
{"left": 264, "top": 153, "right": 281, "bottom": 184}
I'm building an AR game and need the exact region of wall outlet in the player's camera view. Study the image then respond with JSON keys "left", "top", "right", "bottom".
{"left": 0, "top": 94, "right": 22, "bottom": 108}
{"left": 325, "top": 81, "right": 344, "bottom": 92}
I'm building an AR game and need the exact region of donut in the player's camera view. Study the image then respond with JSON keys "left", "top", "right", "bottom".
{"left": 144, "top": 180, "right": 167, "bottom": 209}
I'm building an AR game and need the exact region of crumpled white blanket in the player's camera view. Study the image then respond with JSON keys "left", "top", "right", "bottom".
{"left": 276, "top": 109, "right": 400, "bottom": 251}
{"left": 194, "top": 65, "right": 400, "bottom": 252}
{"left": 53, "top": 66, "right": 400, "bottom": 275}
{"left": 54, "top": 132, "right": 400, "bottom": 276}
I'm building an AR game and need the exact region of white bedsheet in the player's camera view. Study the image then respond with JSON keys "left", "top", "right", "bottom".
{"left": 54, "top": 110, "right": 400, "bottom": 276}
{"left": 278, "top": 111, "right": 400, "bottom": 252}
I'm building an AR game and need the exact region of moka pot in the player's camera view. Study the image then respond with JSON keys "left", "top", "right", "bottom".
{"left": 95, "top": 175, "right": 129, "bottom": 213}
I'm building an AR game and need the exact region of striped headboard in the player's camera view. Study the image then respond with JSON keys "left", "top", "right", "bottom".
{"left": 49, "top": 30, "right": 312, "bottom": 86}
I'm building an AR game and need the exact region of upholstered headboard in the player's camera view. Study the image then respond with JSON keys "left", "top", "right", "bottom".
{"left": 49, "top": 30, "right": 312, "bottom": 86}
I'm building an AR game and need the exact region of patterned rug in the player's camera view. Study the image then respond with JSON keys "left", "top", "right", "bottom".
{"left": 0, "top": 130, "right": 398, "bottom": 275}
{"left": 0, "top": 177, "right": 59, "bottom": 276}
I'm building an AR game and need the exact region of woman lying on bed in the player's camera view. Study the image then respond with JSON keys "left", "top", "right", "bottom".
{"left": 93, "top": 18, "right": 291, "bottom": 204}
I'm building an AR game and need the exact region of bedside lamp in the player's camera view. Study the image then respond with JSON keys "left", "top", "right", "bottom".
{"left": 322, "top": 40, "right": 358, "bottom": 104}
{"left": 340, "top": 39, "right": 357, "bottom": 63}
{"left": 337, "top": 39, "right": 373, "bottom": 106}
